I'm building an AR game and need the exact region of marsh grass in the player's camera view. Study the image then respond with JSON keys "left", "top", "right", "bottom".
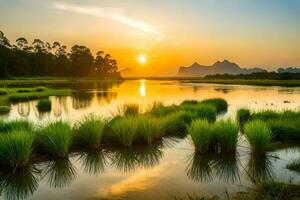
{"left": 73, "top": 115, "right": 105, "bottom": 149}
{"left": 244, "top": 120, "right": 272, "bottom": 155}
{"left": 0, "top": 120, "right": 33, "bottom": 133}
{"left": 0, "top": 130, "right": 34, "bottom": 168}
{"left": 181, "top": 104, "right": 217, "bottom": 122}
{"left": 268, "top": 118, "right": 300, "bottom": 141}
{"left": 116, "top": 103, "right": 140, "bottom": 116}
{"left": 37, "top": 121, "right": 73, "bottom": 158}
{"left": 135, "top": 115, "right": 164, "bottom": 144}
{"left": 200, "top": 98, "right": 228, "bottom": 113}
{"left": 236, "top": 108, "right": 251, "bottom": 126}
{"left": 286, "top": 159, "right": 300, "bottom": 173}
{"left": 147, "top": 102, "right": 178, "bottom": 117}
{"left": 109, "top": 116, "right": 137, "bottom": 147}
{"left": 36, "top": 99, "right": 51, "bottom": 112}
{"left": 214, "top": 120, "right": 239, "bottom": 153}
{"left": 161, "top": 111, "right": 192, "bottom": 137}
{"left": 188, "top": 119, "right": 214, "bottom": 153}
{"left": 0, "top": 88, "right": 8, "bottom": 95}
{"left": 0, "top": 106, "right": 10, "bottom": 115}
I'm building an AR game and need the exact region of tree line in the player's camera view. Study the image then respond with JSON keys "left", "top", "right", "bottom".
{"left": 205, "top": 72, "right": 300, "bottom": 80}
{"left": 0, "top": 30, "right": 121, "bottom": 78}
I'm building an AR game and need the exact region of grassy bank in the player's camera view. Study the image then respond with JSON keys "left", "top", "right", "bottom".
{"left": 0, "top": 86, "right": 73, "bottom": 103}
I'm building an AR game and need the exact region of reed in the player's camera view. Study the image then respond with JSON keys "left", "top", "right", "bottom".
{"left": 0, "top": 130, "right": 34, "bottom": 168}
{"left": 109, "top": 116, "right": 137, "bottom": 147}
{"left": 214, "top": 120, "right": 239, "bottom": 153}
{"left": 244, "top": 120, "right": 272, "bottom": 155}
{"left": 73, "top": 115, "right": 105, "bottom": 149}
{"left": 37, "top": 121, "right": 73, "bottom": 158}
{"left": 200, "top": 98, "right": 228, "bottom": 113}
{"left": 188, "top": 119, "right": 214, "bottom": 153}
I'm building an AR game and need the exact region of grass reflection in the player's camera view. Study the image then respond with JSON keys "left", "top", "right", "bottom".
{"left": 0, "top": 165, "right": 40, "bottom": 200}
{"left": 77, "top": 149, "right": 108, "bottom": 175}
{"left": 186, "top": 153, "right": 240, "bottom": 183}
{"left": 42, "top": 158, "right": 77, "bottom": 188}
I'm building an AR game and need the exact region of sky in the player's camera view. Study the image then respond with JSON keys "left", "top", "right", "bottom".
{"left": 0, "top": 0, "right": 300, "bottom": 76}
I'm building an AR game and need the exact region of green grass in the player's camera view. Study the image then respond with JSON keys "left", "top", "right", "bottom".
{"left": 135, "top": 115, "right": 164, "bottom": 144}
{"left": 116, "top": 103, "right": 140, "bottom": 116}
{"left": 0, "top": 130, "right": 34, "bottom": 168}
{"left": 146, "top": 102, "right": 178, "bottom": 117}
{"left": 36, "top": 99, "right": 52, "bottom": 112}
{"left": 214, "top": 120, "right": 239, "bottom": 153}
{"left": 286, "top": 159, "right": 300, "bottom": 173}
{"left": 0, "top": 106, "right": 10, "bottom": 114}
{"left": 181, "top": 104, "right": 217, "bottom": 122}
{"left": 200, "top": 98, "right": 228, "bottom": 113}
{"left": 236, "top": 108, "right": 251, "bottom": 125}
{"left": 244, "top": 120, "right": 272, "bottom": 155}
{"left": 109, "top": 116, "right": 137, "bottom": 147}
{"left": 0, "top": 88, "right": 8, "bottom": 95}
{"left": 73, "top": 115, "right": 105, "bottom": 149}
{"left": 0, "top": 120, "right": 33, "bottom": 133}
{"left": 37, "top": 121, "right": 73, "bottom": 158}
{"left": 188, "top": 119, "right": 214, "bottom": 153}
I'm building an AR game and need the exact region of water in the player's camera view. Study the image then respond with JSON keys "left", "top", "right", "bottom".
{"left": 1, "top": 80, "right": 300, "bottom": 200}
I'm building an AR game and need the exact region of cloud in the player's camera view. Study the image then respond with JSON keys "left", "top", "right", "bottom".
{"left": 53, "top": 2, "right": 162, "bottom": 37}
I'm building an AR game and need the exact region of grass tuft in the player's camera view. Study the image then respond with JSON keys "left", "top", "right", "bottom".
{"left": 37, "top": 121, "right": 73, "bottom": 158}
{"left": 236, "top": 108, "right": 251, "bottom": 126}
{"left": 200, "top": 98, "right": 228, "bottom": 113}
{"left": 244, "top": 120, "right": 272, "bottom": 155}
{"left": 73, "top": 115, "right": 105, "bottom": 149}
{"left": 0, "top": 120, "right": 33, "bottom": 133}
{"left": 0, "top": 88, "right": 8, "bottom": 95}
{"left": 109, "top": 116, "right": 137, "bottom": 147}
{"left": 36, "top": 99, "right": 51, "bottom": 112}
{"left": 188, "top": 119, "right": 214, "bottom": 153}
{"left": 286, "top": 159, "right": 300, "bottom": 173}
{"left": 0, "top": 130, "right": 34, "bottom": 168}
{"left": 181, "top": 104, "right": 217, "bottom": 122}
{"left": 116, "top": 104, "right": 140, "bottom": 116}
{"left": 135, "top": 115, "right": 163, "bottom": 144}
{"left": 214, "top": 120, "right": 239, "bottom": 153}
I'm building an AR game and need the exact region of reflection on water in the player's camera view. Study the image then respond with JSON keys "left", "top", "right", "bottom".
{"left": 0, "top": 166, "right": 40, "bottom": 200}
{"left": 1, "top": 80, "right": 300, "bottom": 122}
{"left": 1, "top": 80, "right": 300, "bottom": 200}
{"left": 186, "top": 153, "right": 240, "bottom": 183}
{"left": 41, "top": 158, "right": 77, "bottom": 189}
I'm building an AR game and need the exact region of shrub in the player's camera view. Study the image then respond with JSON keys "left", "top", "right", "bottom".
{"left": 0, "top": 88, "right": 8, "bottom": 95}
{"left": 0, "top": 130, "right": 34, "bottom": 168}
{"left": 188, "top": 119, "right": 214, "bottom": 153}
{"left": 0, "top": 106, "right": 10, "bottom": 115}
{"left": 214, "top": 120, "right": 239, "bottom": 153}
{"left": 135, "top": 115, "right": 163, "bottom": 144}
{"left": 36, "top": 99, "right": 51, "bottom": 112}
{"left": 244, "top": 120, "right": 272, "bottom": 155}
{"left": 73, "top": 115, "right": 105, "bottom": 149}
{"left": 200, "top": 98, "right": 228, "bottom": 113}
{"left": 236, "top": 108, "right": 251, "bottom": 125}
{"left": 109, "top": 116, "right": 137, "bottom": 147}
{"left": 37, "top": 121, "right": 73, "bottom": 158}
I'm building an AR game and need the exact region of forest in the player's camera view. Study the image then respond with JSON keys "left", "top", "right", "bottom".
{"left": 0, "top": 30, "right": 121, "bottom": 78}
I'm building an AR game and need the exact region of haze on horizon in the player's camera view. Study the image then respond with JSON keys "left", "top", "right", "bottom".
{"left": 1, "top": 0, "right": 300, "bottom": 76}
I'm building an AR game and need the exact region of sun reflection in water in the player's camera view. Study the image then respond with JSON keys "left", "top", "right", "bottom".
{"left": 139, "top": 79, "right": 146, "bottom": 97}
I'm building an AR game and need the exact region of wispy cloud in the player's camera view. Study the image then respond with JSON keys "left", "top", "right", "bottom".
{"left": 53, "top": 2, "right": 162, "bottom": 37}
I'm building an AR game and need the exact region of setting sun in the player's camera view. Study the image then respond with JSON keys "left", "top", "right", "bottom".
{"left": 138, "top": 55, "right": 147, "bottom": 64}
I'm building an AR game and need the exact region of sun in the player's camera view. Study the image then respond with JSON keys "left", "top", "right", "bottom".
{"left": 138, "top": 55, "right": 147, "bottom": 64}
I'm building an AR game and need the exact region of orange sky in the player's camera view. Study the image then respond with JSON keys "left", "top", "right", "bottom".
{"left": 1, "top": 0, "right": 299, "bottom": 76}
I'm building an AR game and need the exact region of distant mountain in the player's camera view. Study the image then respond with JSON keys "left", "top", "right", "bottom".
{"left": 277, "top": 67, "right": 300, "bottom": 73}
{"left": 176, "top": 60, "right": 267, "bottom": 77}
